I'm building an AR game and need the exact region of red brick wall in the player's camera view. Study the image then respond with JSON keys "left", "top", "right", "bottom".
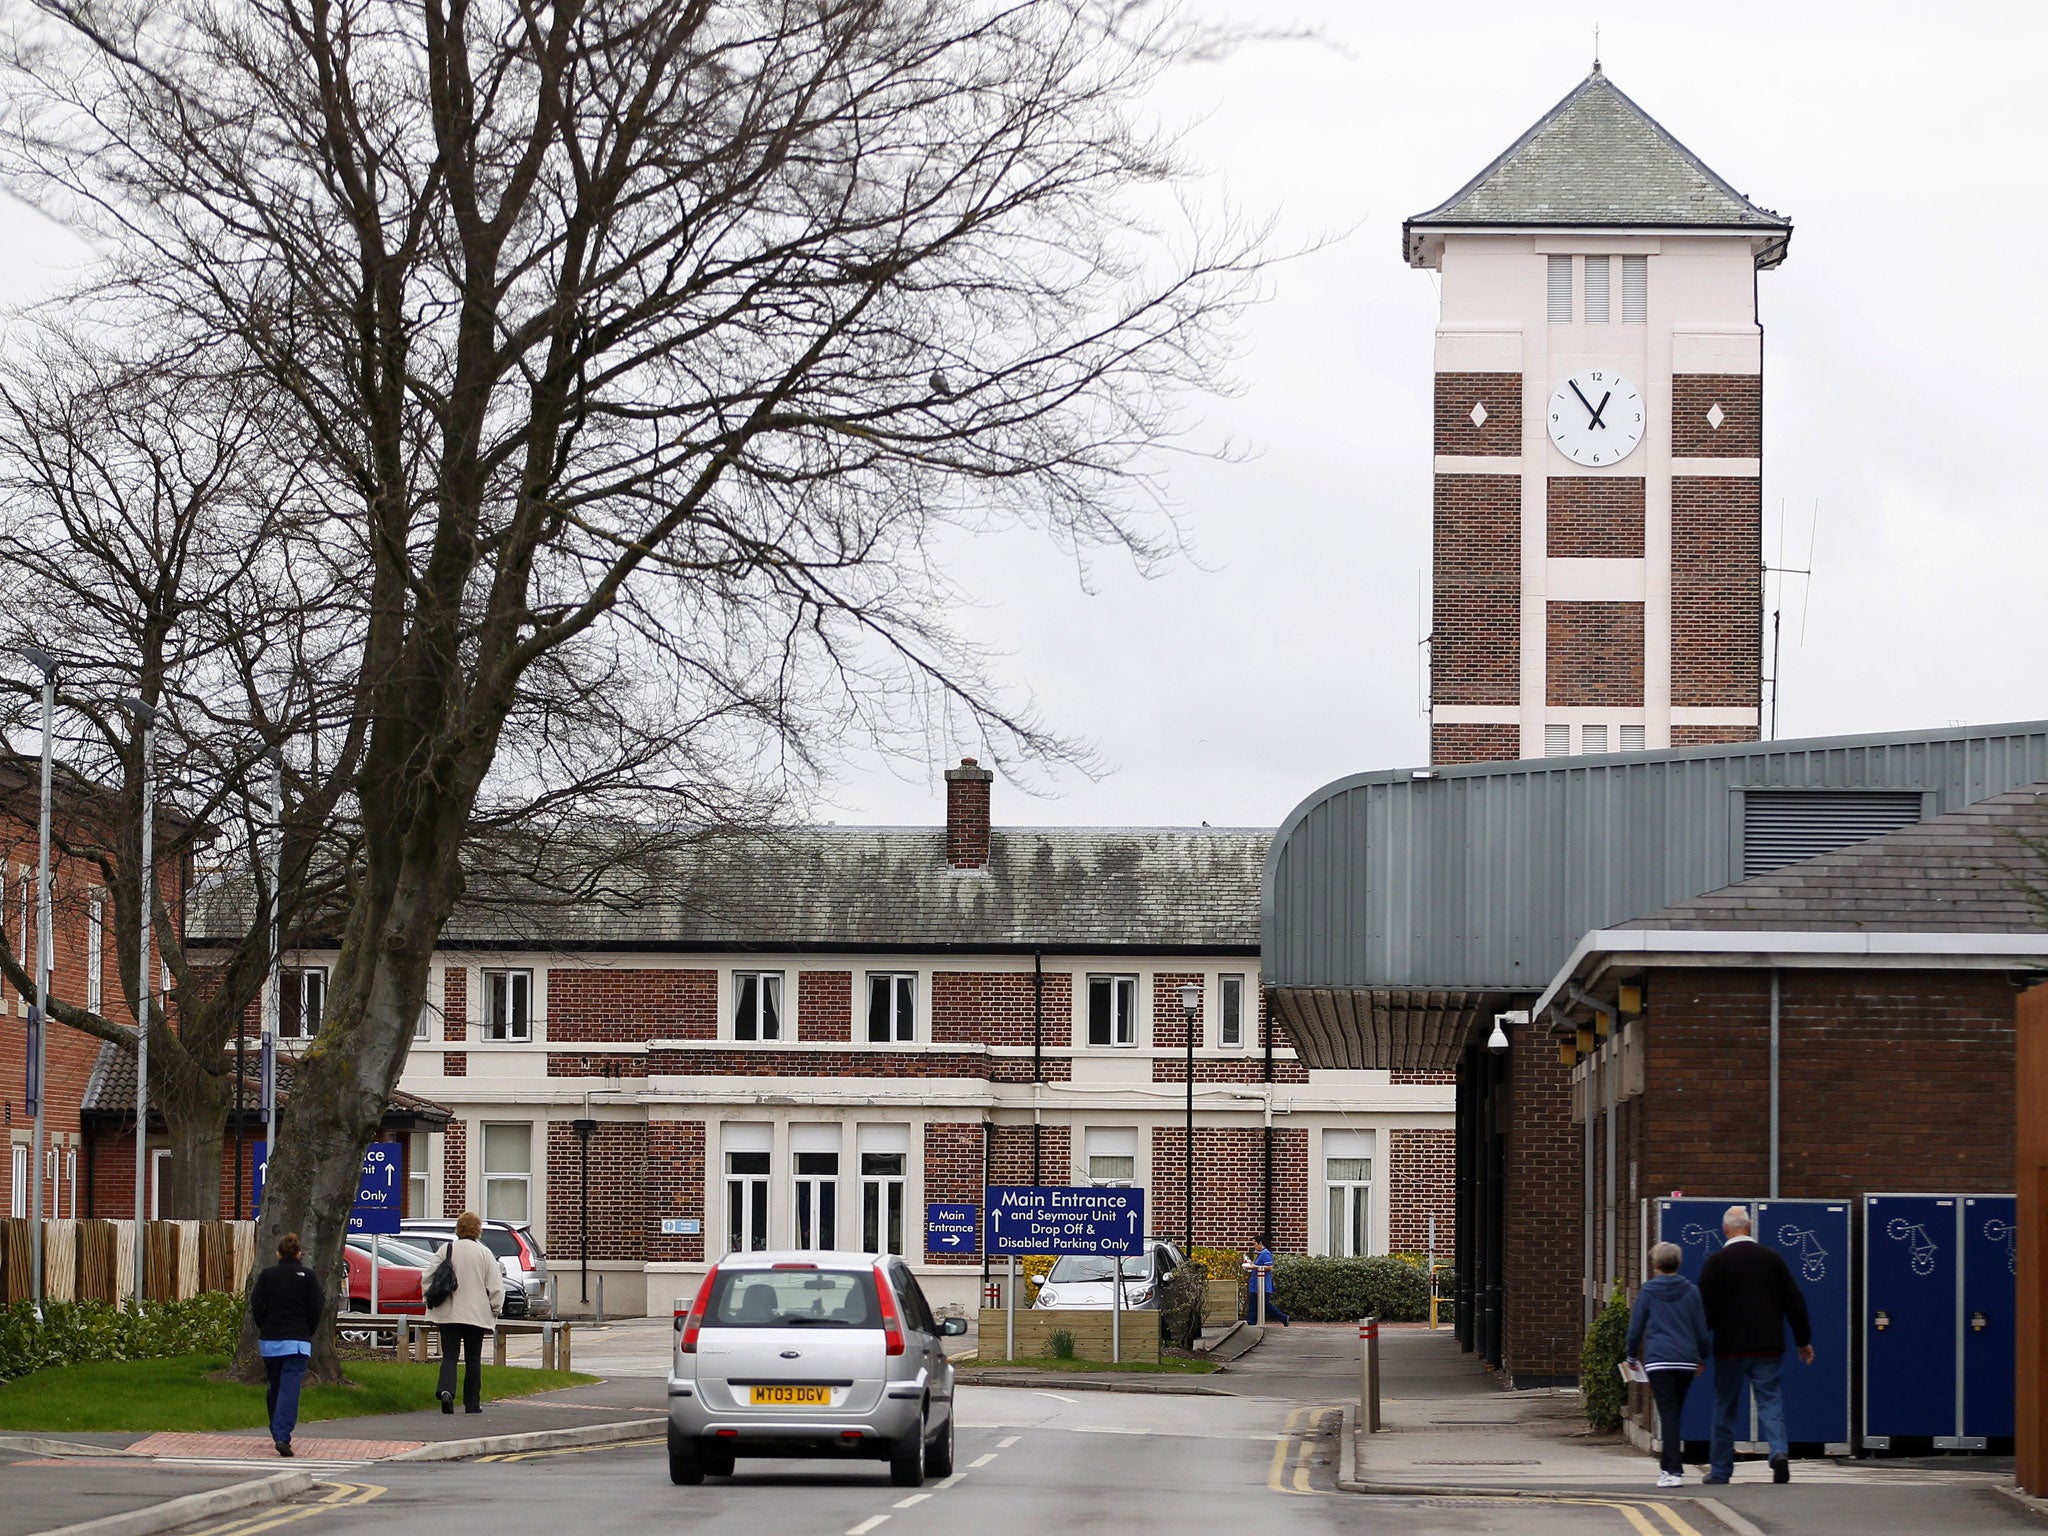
{"left": 1546, "top": 601, "right": 1644, "bottom": 707}
{"left": 924, "top": 1122, "right": 983, "bottom": 1265}
{"left": 1671, "top": 725, "right": 1758, "bottom": 747}
{"left": 646, "top": 1120, "right": 706, "bottom": 1265}
{"left": 546, "top": 1051, "right": 644, "bottom": 1077}
{"left": 1432, "top": 722, "right": 1521, "bottom": 765}
{"left": 1671, "top": 476, "right": 1761, "bottom": 709}
{"left": 443, "top": 1053, "right": 467, "bottom": 1076}
{"left": 549, "top": 968, "right": 720, "bottom": 1043}
{"left": 1505, "top": 1033, "right": 1581, "bottom": 1383}
{"left": 944, "top": 759, "right": 994, "bottom": 869}
{"left": 1546, "top": 477, "right": 1645, "bottom": 558}
{"left": 798, "top": 970, "right": 852, "bottom": 1043}
{"left": 1393, "top": 1070, "right": 1457, "bottom": 1085}
{"left": 932, "top": 971, "right": 1071, "bottom": 1048}
{"left": 1640, "top": 968, "right": 2015, "bottom": 1197}
{"left": 1151, "top": 972, "right": 1202, "bottom": 1051}
{"left": 1432, "top": 475, "right": 1521, "bottom": 707}
{"left": 1150, "top": 1126, "right": 1309, "bottom": 1252}
{"left": 1434, "top": 372, "right": 1522, "bottom": 456}
{"left": 442, "top": 967, "right": 466, "bottom": 1041}
{"left": 1671, "top": 374, "right": 1761, "bottom": 457}
{"left": 1150, "top": 1056, "right": 1309, "bottom": 1084}
{"left": 989, "top": 1124, "right": 1070, "bottom": 1187}
{"left": 546, "top": 1120, "right": 648, "bottom": 1263}
{"left": 442, "top": 1120, "right": 467, "bottom": 1217}
{"left": 1389, "top": 1128, "right": 1455, "bottom": 1254}
{"left": 647, "top": 1046, "right": 993, "bottom": 1078}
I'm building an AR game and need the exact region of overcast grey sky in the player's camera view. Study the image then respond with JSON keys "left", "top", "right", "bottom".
{"left": 826, "top": 0, "right": 2048, "bottom": 828}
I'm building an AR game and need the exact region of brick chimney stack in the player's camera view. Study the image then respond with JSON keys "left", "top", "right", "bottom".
{"left": 944, "top": 757, "right": 995, "bottom": 869}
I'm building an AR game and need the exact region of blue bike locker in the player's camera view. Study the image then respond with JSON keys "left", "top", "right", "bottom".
{"left": 1757, "top": 1199, "right": 1853, "bottom": 1452}
{"left": 1863, "top": 1194, "right": 1960, "bottom": 1445}
{"left": 1961, "top": 1195, "right": 2017, "bottom": 1445}
{"left": 1652, "top": 1197, "right": 1743, "bottom": 1446}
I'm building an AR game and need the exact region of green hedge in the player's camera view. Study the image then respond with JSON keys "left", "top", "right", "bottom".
{"left": 1271, "top": 1255, "right": 1431, "bottom": 1322}
{"left": 1580, "top": 1287, "right": 1631, "bottom": 1430}
{"left": 0, "top": 1294, "right": 245, "bottom": 1383}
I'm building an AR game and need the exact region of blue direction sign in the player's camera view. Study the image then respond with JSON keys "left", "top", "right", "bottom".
{"left": 984, "top": 1185, "right": 1145, "bottom": 1256}
{"left": 253, "top": 1141, "right": 404, "bottom": 1234}
{"left": 926, "top": 1203, "right": 979, "bottom": 1256}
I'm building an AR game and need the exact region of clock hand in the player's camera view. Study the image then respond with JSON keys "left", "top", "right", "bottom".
{"left": 1569, "top": 379, "right": 1599, "bottom": 422}
{"left": 1587, "top": 390, "right": 1612, "bottom": 430}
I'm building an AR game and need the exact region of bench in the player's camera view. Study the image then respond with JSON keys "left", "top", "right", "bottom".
{"left": 401, "top": 1316, "right": 574, "bottom": 1372}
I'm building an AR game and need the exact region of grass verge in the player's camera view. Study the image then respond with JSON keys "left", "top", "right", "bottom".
{"left": 0, "top": 1355, "right": 596, "bottom": 1433}
{"left": 962, "top": 1355, "right": 1220, "bottom": 1374}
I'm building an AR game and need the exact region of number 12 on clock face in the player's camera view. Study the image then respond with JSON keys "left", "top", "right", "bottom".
{"left": 1547, "top": 368, "right": 1645, "bottom": 467}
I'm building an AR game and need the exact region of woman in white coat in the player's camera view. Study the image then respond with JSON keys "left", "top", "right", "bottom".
{"left": 425, "top": 1211, "right": 506, "bottom": 1413}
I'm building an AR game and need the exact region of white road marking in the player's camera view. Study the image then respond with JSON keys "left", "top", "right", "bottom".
{"left": 893, "top": 1494, "right": 932, "bottom": 1509}
{"left": 847, "top": 1518, "right": 890, "bottom": 1536}
{"left": 969, "top": 1452, "right": 998, "bottom": 1467}
{"left": 1073, "top": 1425, "right": 1146, "bottom": 1435}
{"left": 997, "top": 1435, "right": 1020, "bottom": 1448}
{"left": 1027, "top": 1391, "right": 1078, "bottom": 1404}
{"left": 938, "top": 1472, "right": 969, "bottom": 1488}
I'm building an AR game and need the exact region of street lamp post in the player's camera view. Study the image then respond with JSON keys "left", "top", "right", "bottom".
{"left": 571, "top": 1116, "right": 597, "bottom": 1307}
{"left": 118, "top": 697, "right": 156, "bottom": 1305}
{"left": 1177, "top": 982, "right": 1202, "bottom": 1258}
{"left": 18, "top": 648, "right": 56, "bottom": 1313}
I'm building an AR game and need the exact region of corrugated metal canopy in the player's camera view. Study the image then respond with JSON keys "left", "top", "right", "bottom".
{"left": 1261, "top": 721, "right": 2048, "bottom": 1069}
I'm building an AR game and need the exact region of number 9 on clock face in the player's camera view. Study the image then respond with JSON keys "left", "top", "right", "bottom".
{"left": 1547, "top": 369, "right": 1644, "bottom": 467}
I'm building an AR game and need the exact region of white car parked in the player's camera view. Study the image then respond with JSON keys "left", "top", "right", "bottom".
{"left": 1030, "top": 1238, "right": 1186, "bottom": 1311}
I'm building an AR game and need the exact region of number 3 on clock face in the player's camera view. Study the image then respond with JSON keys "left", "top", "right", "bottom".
{"left": 1547, "top": 369, "right": 1644, "bottom": 467}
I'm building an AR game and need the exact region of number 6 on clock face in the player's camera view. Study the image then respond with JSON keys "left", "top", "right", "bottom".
{"left": 1547, "top": 369, "right": 1645, "bottom": 467}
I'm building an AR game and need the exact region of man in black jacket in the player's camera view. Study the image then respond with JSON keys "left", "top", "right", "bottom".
{"left": 1698, "top": 1204, "right": 1813, "bottom": 1485}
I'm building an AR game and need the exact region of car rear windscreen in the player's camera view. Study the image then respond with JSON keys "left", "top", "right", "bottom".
{"left": 478, "top": 1230, "right": 523, "bottom": 1260}
{"left": 702, "top": 1268, "right": 880, "bottom": 1329}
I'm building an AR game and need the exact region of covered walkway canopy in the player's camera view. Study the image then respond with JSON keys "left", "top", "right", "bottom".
{"left": 1260, "top": 721, "right": 2048, "bottom": 1070}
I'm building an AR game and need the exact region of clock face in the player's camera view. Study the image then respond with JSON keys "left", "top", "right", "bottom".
{"left": 1547, "top": 370, "right": 1645, "bottom": 467}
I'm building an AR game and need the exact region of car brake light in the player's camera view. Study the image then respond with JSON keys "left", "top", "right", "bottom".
{"left": 514, "top": 1229, "right": 536, "bottom": 1265}
{"left": 771, "top": 1262, "right": 816, "bottom": 1270}
{"left": 873, "top": 1264, "right": 905, "bottom": 1357}
{"left": 679, "top": 1264, "right": 719, "bottom": 1353}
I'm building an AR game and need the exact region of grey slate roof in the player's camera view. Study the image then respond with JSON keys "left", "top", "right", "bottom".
{"left": 80, "top": 1038, "right": 452, "bottom": 1124}
{"left": 1404, "top": 67, "right": 1791, "bottom": 266}
{"left": 191, "top": 826, "right": 1272, "bottom": 953}
{"left": 1620, "top": 785, "right": 2048, "bottom": 934}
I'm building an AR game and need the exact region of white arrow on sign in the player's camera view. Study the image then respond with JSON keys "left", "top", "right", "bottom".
{"left": 939, "top": 1234, "right": 962, "bottom": 1247}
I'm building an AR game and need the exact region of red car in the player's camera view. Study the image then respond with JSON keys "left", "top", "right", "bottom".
{"left": 341, "top": 1236, "right": 435, "bottom": 1314}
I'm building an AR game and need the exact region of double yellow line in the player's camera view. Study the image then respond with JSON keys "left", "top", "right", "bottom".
{"left": 1267, "top": 1403, "right": 1340, "bottom": 1495}
{"left": 180, "top": 1479, "right": 385, "bottom": 1536}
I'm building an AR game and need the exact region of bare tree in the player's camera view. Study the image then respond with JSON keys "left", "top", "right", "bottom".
{"left": 3, "top": 0, "right": 1259, "bottom": 1374}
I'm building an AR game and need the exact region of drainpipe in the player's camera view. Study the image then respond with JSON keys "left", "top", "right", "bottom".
{"left": 980, "top": 1120, "right": 992, "bottom": 1292}
{"left": 1032, "top": 950, "right": 1043, "bottom": 1183}
{"left": 1768, "top": 970, "right": 1781, "bottom": 1199}
{"left": 1262, "top": 991, "right": 1274, "bottom": 1241}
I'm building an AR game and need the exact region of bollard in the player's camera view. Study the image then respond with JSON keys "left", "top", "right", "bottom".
{"left": 596, "top": 1273, "right": 606, "bottom": 1325}
{"left": 1358, "top": 1315, "right": 1381, "bottom": 1433}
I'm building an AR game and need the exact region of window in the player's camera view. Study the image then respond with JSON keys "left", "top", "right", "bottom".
{"left": 1084, "top": 1127, "right": 1138, "bottom": 1187}
{"left": 1582, "top": 723, "right": 1609, "bottom": 755}
{"left": 732, "top": 971, "right": 784, "bottom": 1041}
{"left": 86, "top": 898, "right": 103, "bottom": 1013}
{"left": 149, "top": 1148, "right": 170, "bottom": 1218}
{"left": 280, "top": 967, "right": 327, "bottom": 1040}
{"left": 725, "top": 1129, "right": 770, "bottom": 1253}
{"left": 407, "top": 1132, "right": 430, "bottom": 1218}
{"left": 1619, "top": 725, "right": 1646, "bottom": 752}
{"left": 481, "top": 1122, "right": 532, "bottom": 1222}
{"left": 1621, "top": 255, "right": 1647, "bottom": 324}
{"left": 1547, "top": 254, "right": 1573, "bottom": 323}
{"left": 866, "top": 972, "right": 915, "bottom": 1044}
{"left": 63, "top": 1146, "right": 76, "bottom": 1219}
{"left": 1583, "top": 255, "right": 1610, "bottom": 323}
{"left": 1085, "top": 975, "right": 1138, "bottom": 1048}
{"left": 8, "top": 1144, "right": 23, "bottom": 1218}
{"left": 861, "top": 1152, "right": 907, "bottom": 1255}
{"left": 1325, "top": 1132, "right": 1373, "bottom": 1258}
{"left": 482, "top": 969, "right": 532, "bottom": 1042}
{"left": 793, "top": 1151, "right": 839, "bottom": 1250}
{"left": 1544, "top": 723, "right": 1570, "bottom": 758}
{"left": 1218, "top": 974, "right": 1246, "bottom": 1048}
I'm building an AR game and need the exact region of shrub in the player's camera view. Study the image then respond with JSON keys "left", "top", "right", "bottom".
{"left": 0, "top": 1294, "right": 245, "bottom": 1383}
{"left": 1580, "top": 1286, "right": 1632, "bottom": 1431}
{"left": 1271, "top": 1255, "right": 1430, "bottom": 1322}
{"left": 1046, "top": 1329, "right": 1076, "bottom": 1360}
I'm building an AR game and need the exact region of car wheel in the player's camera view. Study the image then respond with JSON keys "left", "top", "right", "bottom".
{"left": 889, "top": 1420, "right": 926, "bottom": 1488}
{"left": 667, "top": 1424, "right": 704, "bottom": 1486}
{"left": 703, "top": 1444, "right": 736, "bottom": 1478}
{"left": 924, "top": 1407, "right": 954, "bottom": 1478}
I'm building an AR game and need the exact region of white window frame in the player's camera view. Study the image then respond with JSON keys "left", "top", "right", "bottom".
{"left": 407, "top": 1131, "right": 430, "bottom": 1219}
{"left": 792, "top": 1149, "right": 840, "bottom": 1251}
{"left": 280, "top": 966, "right": 327, "bottom": 1041}
{"left": 726, "top": 1149, "right": 770, "bottom": 1253}
{"left": 1083, "top": 1126, "right": 1139, "bottom": 1187}
{"left": 1324, "top": 1148, "right": 1374, "bottom": 1258}
{"left": 9, "top": 1144, "right": 24, "bottom": 1218}
{"left": 149, "top": 1147, "right": 171, "bottom": 1219}
{"left": 865, "top": 971, "right": 916, "bottom": 1044}
{"left": 480, "top": 1121, "right": 533, "bottom": 1222}
{"left": 860, "top": 1150, "right": 907, "bottom": 1256}
{"left": 481, "top": 968, "right": 532, "bottom": 1043}
{"left": 66, "top": 1147, "right": 76, "bottom": 1219}
{"left": 1218, "top": 974, "right": 1246, "bottom": 1049}
{"left": 731, "top": 970, "right": 785, "bottom": 1042}
{"left": 86, "top": 897, "right": 104, "bottom": 1014}
{"left": 1085, "top": 974, "right": 1139, "bottom": 1048}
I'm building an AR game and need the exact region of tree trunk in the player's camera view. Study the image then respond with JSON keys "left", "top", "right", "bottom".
{"left": 157, "top": 1061, "right": 233, "bottom": 1223}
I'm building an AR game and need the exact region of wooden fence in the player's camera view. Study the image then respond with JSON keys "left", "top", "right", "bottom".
{"left": 0, "top": 1219, "right": 256, "bottom": 1306}
{"left": 975, "top": 1307, "right": 1162, "bottom": 1363}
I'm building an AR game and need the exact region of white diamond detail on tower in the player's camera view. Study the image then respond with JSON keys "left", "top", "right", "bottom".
{"left": 1469, "top": 401, "right": 1488, "bottom": 428}
{"left": 1706, "top": 402, "right": 1725, "bottom": 431}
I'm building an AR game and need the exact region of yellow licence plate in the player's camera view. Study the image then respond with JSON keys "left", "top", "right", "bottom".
{"left": 749, "top": 1384, "right": 832, "bottom": 1406}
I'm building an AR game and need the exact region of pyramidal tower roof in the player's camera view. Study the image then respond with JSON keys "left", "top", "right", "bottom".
{"left": 1404, "top": 67, "right": 1791, "bottom": 269}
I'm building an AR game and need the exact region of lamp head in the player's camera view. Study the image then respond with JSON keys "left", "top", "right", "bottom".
{"left": 16, "top": 646, "right": 55, "bottom": 679}
{"left": 1176, "top": 981, "right": 1202, "bottom": 1021}
{"left": 118, "top": 696, "right": 157, "bottom": 727}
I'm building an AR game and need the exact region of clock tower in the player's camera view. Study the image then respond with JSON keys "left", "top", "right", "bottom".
{"left": 1405, "top": 67, "right": 1791, "bottom": 765}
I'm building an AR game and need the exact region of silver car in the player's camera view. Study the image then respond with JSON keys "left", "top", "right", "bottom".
{"left": 400, "top": 1217, "right": 553, "bottom": 1317}
{"left": 667, "top": 1250, "right": 966, "bottom": 1487}
{"left": 1031, "top": 1237, "right": 1186, "bottom": 1311}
